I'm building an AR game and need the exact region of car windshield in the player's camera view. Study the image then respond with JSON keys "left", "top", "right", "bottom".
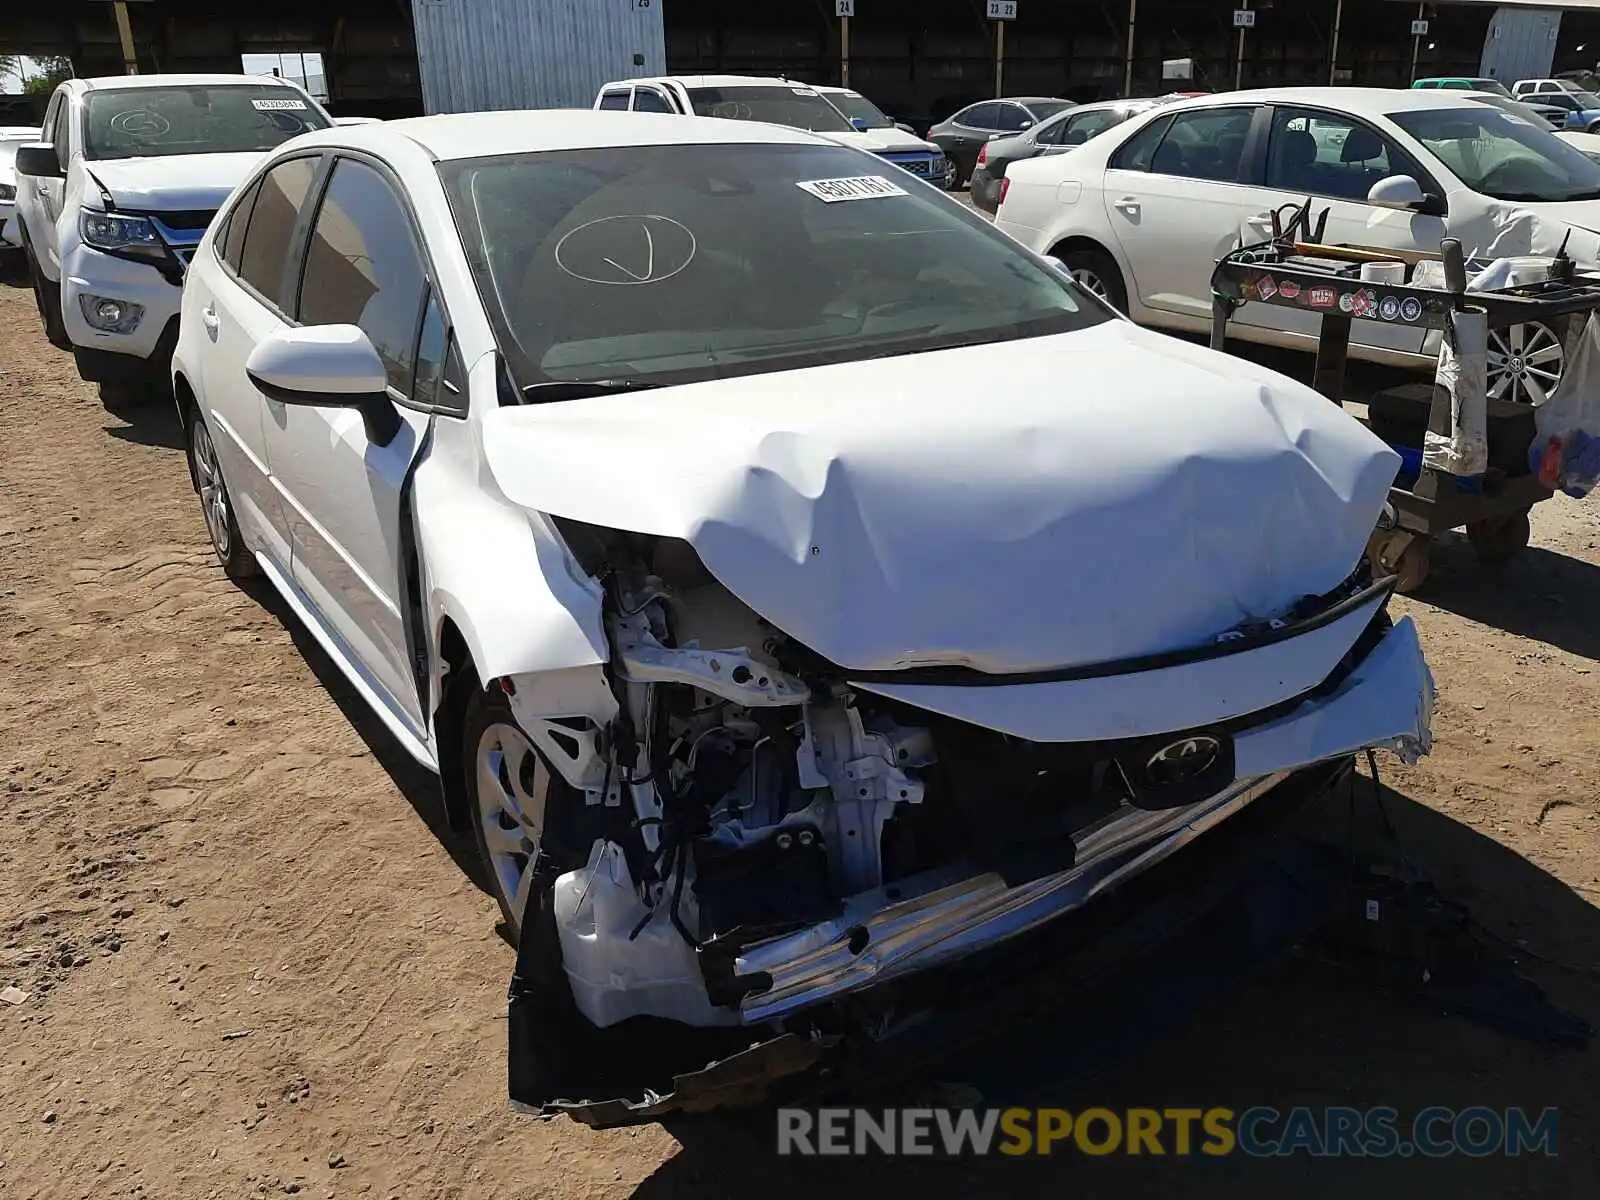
{"left": 83, "top": 85, "right": 329, "bottom": 160}
{"left": 1569, "top": 92, "right": 1600, "bottom": 109}
{"left": 1391, "top": 106, "right": 1600, "bottom": 201}
{"left": 684, "top": 85, "right": 855, "bottom": 133}
{"left": 1470, "top": 80, "right": 1514, "bottom": 98}
{"left": 441, "top": 142, "right": 1103, "bottom": 391}
{"left": 828, "top": 91, "right": 895, "bottom": 129}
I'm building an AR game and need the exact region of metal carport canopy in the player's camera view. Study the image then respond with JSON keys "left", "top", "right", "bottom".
{"left": 1382, "top": 0, "right": 1600, "bottom": 7}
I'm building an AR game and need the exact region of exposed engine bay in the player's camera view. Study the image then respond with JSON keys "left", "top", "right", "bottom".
{"left": 495, "top": 522, "right": 1417, "bottom": 1049}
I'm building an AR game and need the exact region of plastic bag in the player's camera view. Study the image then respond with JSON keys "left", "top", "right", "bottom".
{"left": 1529, "top": 312, "right": 1600, "bottom": 498}
{"left": 1423, "top": 307, "right": 1489, "bottom": 477}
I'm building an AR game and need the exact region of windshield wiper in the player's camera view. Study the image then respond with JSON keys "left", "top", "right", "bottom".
{"left": 521, "top": 379, "right": 662, "bottom": 403}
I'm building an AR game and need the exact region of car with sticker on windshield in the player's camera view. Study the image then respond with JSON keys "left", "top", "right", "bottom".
{"left": 11, "top": 73, "right": 331, "bottom": 408}
{"left": 593, "top": 74, "right": 952, "bottom": 189}
{"left": 169, "top": 107, "right": 1433, "bottom": 1125}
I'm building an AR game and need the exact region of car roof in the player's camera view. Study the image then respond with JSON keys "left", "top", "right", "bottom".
{"left": 295, "top": 108, "right": 834, "bottom": 162}
{"left": 1160, "top": 86, "right": 1506, "bottom": 116}
{"left": 74, "top": 73, "right": 308, "bottom": 93}
{"left": 621, "top": 75, "right": 818, "bottom": 90}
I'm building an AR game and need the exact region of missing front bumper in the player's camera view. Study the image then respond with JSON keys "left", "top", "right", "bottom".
{"left": 507, "top": 617, "right": 1433, "bottom": 1126}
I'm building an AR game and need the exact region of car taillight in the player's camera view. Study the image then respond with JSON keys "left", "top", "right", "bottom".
{"left": 998, "top": 177, "right": 1010, "bottom": 206}
{"left": 977, "top": 142, "right": 988, "bottom": 168}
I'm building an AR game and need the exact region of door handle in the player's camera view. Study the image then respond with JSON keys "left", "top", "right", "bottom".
{"left": 200, "top": 305, "right": 220, "bottom": 339}
{"left": 1114, "top": 196, "right": 1142, "bottom": 215}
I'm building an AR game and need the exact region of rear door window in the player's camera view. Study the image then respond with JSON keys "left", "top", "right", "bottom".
{"left": 598, "top": 89, "right": 630, "bottom": 111}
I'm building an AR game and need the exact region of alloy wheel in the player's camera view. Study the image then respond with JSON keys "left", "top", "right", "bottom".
{"left": 475, "top": 722, "right": 549, "bottom": 925}
{"left": 190, "top": 421, "right": 233, "bottom": 560}
{"left": 1487, "top": 321, "right": 1564, "bottom": 406}
{"left": 1070, "top": 268, "right": 1111, "bottom": 301}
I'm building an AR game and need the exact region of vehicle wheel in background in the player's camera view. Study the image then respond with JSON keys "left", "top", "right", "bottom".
{"left": 1487, "top": 319, "right": 1565, "bottom": 405}
{"left": 1057, "top": 246, "right": 1128, "bottom": 313}
{"left": 185, "top": 408, "right": 261, "bottom": 581}
{"left": 25, "top": 243, "right": 72, "bottom": 351}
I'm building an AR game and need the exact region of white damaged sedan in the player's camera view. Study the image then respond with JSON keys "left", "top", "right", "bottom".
{"left": 171, "top": 110, "right": 1434, "bottom": 1122}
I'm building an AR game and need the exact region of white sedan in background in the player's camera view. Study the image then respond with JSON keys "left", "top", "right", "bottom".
{"left": 996, "top": 87, "right": 1600, "bottom": 403}
{"left": 171, "top": 109, "right": 1430, "bottom": 1122}
{"left": 0, "top": 127, "right": 41, "bottom": 251}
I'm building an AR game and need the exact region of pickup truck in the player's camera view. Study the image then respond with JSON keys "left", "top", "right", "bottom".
{"left": 13, "top": 73, "right": 331, "bottom": 406}
{"left": 594, "top": 74, "right": 954, "bottom": 189}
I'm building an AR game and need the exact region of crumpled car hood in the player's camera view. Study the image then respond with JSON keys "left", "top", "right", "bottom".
{"left": 86, "top": 152, "right": 266, "bottom": 214}
{"left": 483, "top": 321, "right": 1399, "bottom": 675}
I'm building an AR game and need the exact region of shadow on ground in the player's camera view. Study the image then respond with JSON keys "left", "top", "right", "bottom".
{"left": 102, "top": 391, "right": 188, "bottom": 451}
{"left": 235, "top": 576, "right": 492, "bottom": 900}
{"left": 1417, "top": 532, "right": 1600, "bottom": 664}
{"left": 632, "top": 786, "right": 1599, "bottom": 1199}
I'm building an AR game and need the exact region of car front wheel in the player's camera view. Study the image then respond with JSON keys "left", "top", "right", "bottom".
{"left": 186, "top": 409, "right": 260, "bottom": 581}
{"left": 24, "top": 242, "right": 71, "bottom": 351}
{"left": 464, "top": 688, "right": 592, "bottom": 945}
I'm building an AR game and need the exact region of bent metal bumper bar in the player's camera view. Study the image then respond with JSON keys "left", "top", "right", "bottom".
{"left": 734, "top": 771, "right": 1290, "bottom": 1022}
{"left": 733, "top": 617, "right": 1435, "bottom": 1023}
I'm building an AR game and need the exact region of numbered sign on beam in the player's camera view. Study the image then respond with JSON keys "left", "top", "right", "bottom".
{"left": 1233, "top": 10, "right": 1256, "bottom": 28}
{"left": 1411, "top": 19, "right": 1430, "bottom": 36}
{"left": 987, "top": 1, "right": 1018, "bottom": 20}
{"left": 836, "top": 0, "right": 855, "bottom": 16}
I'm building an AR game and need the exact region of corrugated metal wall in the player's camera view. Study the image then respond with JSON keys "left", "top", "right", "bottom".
{"left": 411, "top": 0, "right": 666, "bottom": 114}
{"left": 1480, "top": 6, "right": 1563, "bottom": 82}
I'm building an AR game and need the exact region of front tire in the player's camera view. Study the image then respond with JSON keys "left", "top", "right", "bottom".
{"left": 185, "top": 408, "right": 260, "bottom": 581}
{"left": 464, "top": 689, "right": 575, "bottom": 944}
{"left": 1057, "top": 246, "right": 1129, "bottom": 313}
{"left": 24, "top": 242, "right": 71, "bottom": 351}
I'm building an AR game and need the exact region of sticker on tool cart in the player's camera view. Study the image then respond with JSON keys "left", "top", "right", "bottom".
{"left": 252, "top": 98, "right": 309, "bottom": 111}
{"left": 1400, "top": 297, "right": 1424, "bottom": 322}
{"left": 1338, "top": 292, "right": 1356, "bottom": 314}
{"left": 1308, "top": 285, "right": 1337, "bottom": 309}
{"left": 796, "top": 175, "right": 909, "bottom": 202}
{"left": 1254, "top": 275, "right": 1277, "bottom": 301}
{"left": 1379, "top": 296, "right": 1400, "bottom": 321}
{"left": 1277, "top": 279, "right": 1301, "bottom": 300}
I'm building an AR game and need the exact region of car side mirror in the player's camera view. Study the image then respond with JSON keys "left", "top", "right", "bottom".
{"left": 1367, "top": 174, "right": 1427, "bottom": 210}
{"left": 850, "top": 117, "right": 870, "bottom": 132}
{"left": 244, "top": 325, "right": 402, "bottom": 447}
{"left": 1019, "top": 120, "right": 1034, "bottom": 130}
{"left": 14, "top": 143, "right": 63, "bottom": 180}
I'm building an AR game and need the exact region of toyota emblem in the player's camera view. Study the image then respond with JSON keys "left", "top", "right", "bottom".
{"left": 1145, "top": 736, "right": 1221, "bottom": 786}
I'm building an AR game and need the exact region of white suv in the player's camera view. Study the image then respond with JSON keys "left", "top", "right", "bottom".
{"left": 593, "top": 74, "right": 953, "bottom": 189}
{"left": 13, "top": 73, "right": 331, "bottom": 406}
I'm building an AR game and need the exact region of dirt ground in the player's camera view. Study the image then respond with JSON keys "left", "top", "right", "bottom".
{"left": 1, "top": 266, "right": 1598, "bottom": 1199}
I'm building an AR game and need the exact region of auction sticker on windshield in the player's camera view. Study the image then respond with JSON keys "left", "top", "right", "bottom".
{"left": 797, "top": 176, "right": 909, "bottom": 202}
{"left": 252, "top": 98, "right": 308, "bottom": 111}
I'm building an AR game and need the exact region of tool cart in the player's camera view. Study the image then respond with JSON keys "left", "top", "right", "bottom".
{"left": 1209, "top": 203, "right": 1600, "bottom": 591}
